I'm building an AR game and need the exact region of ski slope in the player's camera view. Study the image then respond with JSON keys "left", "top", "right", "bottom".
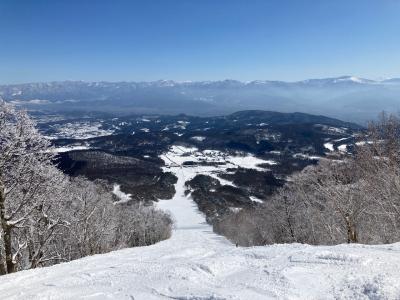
{"left": 0, "top": 147, "right": 400, "bottom": 299}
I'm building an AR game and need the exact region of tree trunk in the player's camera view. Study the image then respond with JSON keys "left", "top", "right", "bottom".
{"left": 283, "top": 196, "right": 296, "bottom": 242}
{"left": 345, "top": 216, "right": 358, "bottom": 243}
{"left": 0, "top": 179, "right": 7, "bottom": 275}
{"left": 3, "top": 226, "right": 15, "bottom": 273}
{"left": 0, "top": 177, "right": 15, "bottom": 274}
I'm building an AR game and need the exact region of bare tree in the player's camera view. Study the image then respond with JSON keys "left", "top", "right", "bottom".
{"left": 0, "top": 101, "right": 173, "bottom": 275}
{"left": 266, "top": 112, "right": 400, "bottom": 245}
{"left": 0, "top": 101, "right": 69, "bottom": 273}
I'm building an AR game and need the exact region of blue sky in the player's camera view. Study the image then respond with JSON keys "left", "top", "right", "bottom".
{"left": 0, "top": 0, "right": 399, "bottom": 84}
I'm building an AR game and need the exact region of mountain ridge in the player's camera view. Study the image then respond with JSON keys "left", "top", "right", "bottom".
{"left": 1, "top": 75, "right": 399, "bottom": 88}
{"left": 1, "top": 76, "right": 399, "bottom": 123}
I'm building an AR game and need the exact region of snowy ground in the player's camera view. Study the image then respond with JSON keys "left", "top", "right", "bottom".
{"left": 112, "top": 184, "right": 132, "bottom": 205}
{"left": 50, "top": 145, "right": 92, "bottom": 153}
{"left": 43, "top": 121, "right": 114, "bottom": 140}
{"left": 160, "top": 145, "right": 276, "bottom": 172}
{"left": 1, "top": 147, "right": 400, "bottom": 299}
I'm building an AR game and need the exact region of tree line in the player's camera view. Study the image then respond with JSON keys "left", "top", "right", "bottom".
{"left": 0, "top": 101, "right": 172, "bottom": 275}
{"left": 215, "top": 113, "right": 400, "bottom": 246}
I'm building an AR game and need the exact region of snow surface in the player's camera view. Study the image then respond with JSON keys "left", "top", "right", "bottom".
{"left": 190, "top": 136, "right": 206, "bottom": 142}
{"left": 293, "top": 153, "right": 321, "bottom": 160}
{"left": 1, "top": 146, "right": 400, "bottom": 299}
{"left": 324, "top": 142, "right": 334, "bottom": 152}
{"left": 112, "top": 184, "right": 132, "bottom": 204}
{"left": 160, "top": 145, "right": 276, "bottom": 172}
{"left": 50, "top": 145, "right": 91, "bottom": 153}
{"left": 43, "top": 122, "right": 114, "bottom": 140}
{"left": 333, "top": 76, "right": 370, "bottom": 84}
{"left": 249, "top": 196, "right": 264, "bottom": 203}
{"left": 338, "top": 144, "right": 347, "bottom": 152}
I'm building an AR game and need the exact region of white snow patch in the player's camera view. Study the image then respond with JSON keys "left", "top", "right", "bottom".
{"left": 316, "top": 124, "right": 347, "bottom": 134}
{"left": 334, "top": 76, "right": 366, "bottom": 83}
{"left": 324, "top": 142, "right": 334, "bottom": 151}
{"left": 269, "top": 150, "right": 281, "bottom": 155}
{"left": 190, "top": 136, "right": 206, "bottom": 142}
{"left": 28, "top": 99, "right": 51, "bottom": 104}
{"left": 227, "top": 154, "right": 277, "bottom": 170}
{"left": 338, "top": 144, "right": 347, "bottom": 152}
{"left": 229, "top": 207, "right": 243, "bottom": 213}
{"left": 334, "top": 137, "right": 350, "bottom": 142}
{"left": 250, "top": 196, "right": 264, "bottom": 203}
{"left": 356, "top": 141, "right": 375, "bottom": 146}
{"left": 112, "top": 184, "right": 132, "bottom": 204}
{"left": 160, "top": 146, "right": 277, "bottom": 172}
{"left": 174, "top": 121, "right": 190, "bottom": 130}
{"left": 177, "top": 120, "right": 190, "bottom": 125}
{"left": 51, "top": 145, "right": 91, "bottom": 153}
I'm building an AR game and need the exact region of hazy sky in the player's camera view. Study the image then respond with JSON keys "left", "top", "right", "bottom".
{"left": 0, "top": 0, "right": 400, "bottom": 84}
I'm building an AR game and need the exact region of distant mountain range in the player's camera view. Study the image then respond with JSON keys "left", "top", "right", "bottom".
{"left": 1, "top": 76, "right": 400, "bottom": 123}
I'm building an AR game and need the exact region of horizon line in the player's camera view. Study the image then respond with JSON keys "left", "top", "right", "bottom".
{"left": 1, "top": 75, "right": 399, "bottom": 86}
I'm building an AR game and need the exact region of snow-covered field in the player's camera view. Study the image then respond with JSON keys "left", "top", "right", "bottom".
{"left": 160, "top": 145, "right": 276, "bottom": 172}
{"left": 50, "top": 145, "right": 91, "bottom": 153}
{"left": 43, "top": 121, "right": 114, "bottom": 140}
{"left": 0, "top": 146, "right": 399, "bottom": 299}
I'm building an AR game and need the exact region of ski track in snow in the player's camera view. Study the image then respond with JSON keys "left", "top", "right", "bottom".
{"left": 0, "top": 146, "right": 400, "bottom": 299}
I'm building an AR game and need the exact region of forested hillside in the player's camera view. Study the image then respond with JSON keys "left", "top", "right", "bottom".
{"left": 216, "top": 113, "right": 400, "bottom": 246}
{"left": 0, "top": 101, "right": 172, "bottom": 275}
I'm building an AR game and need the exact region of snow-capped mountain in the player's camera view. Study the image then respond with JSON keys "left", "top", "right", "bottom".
{"left": 1, "top": 76, "right": 400, "bottom": 123}
{"left": 298, "top": 76, "right": 377, "bottom": 85}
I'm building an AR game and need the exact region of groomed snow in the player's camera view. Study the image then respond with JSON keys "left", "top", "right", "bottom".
{"left": 293, "top": 153, "right": 321, "bottom": 160}
{"left": 0, "top": 146, "right": 399, "bottom": 299}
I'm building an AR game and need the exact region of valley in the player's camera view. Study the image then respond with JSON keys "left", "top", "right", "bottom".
{"left": 38, "top": 110, "right": 361, "bottom": 225}
{"left": 4, "top": 108, "right": 397, "bottom": 300}
{"left": 3, "top": 2, "right": 400, "bottom": 298}
{"left": 1, "top": 125, "right": 399, "bottom": 299}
